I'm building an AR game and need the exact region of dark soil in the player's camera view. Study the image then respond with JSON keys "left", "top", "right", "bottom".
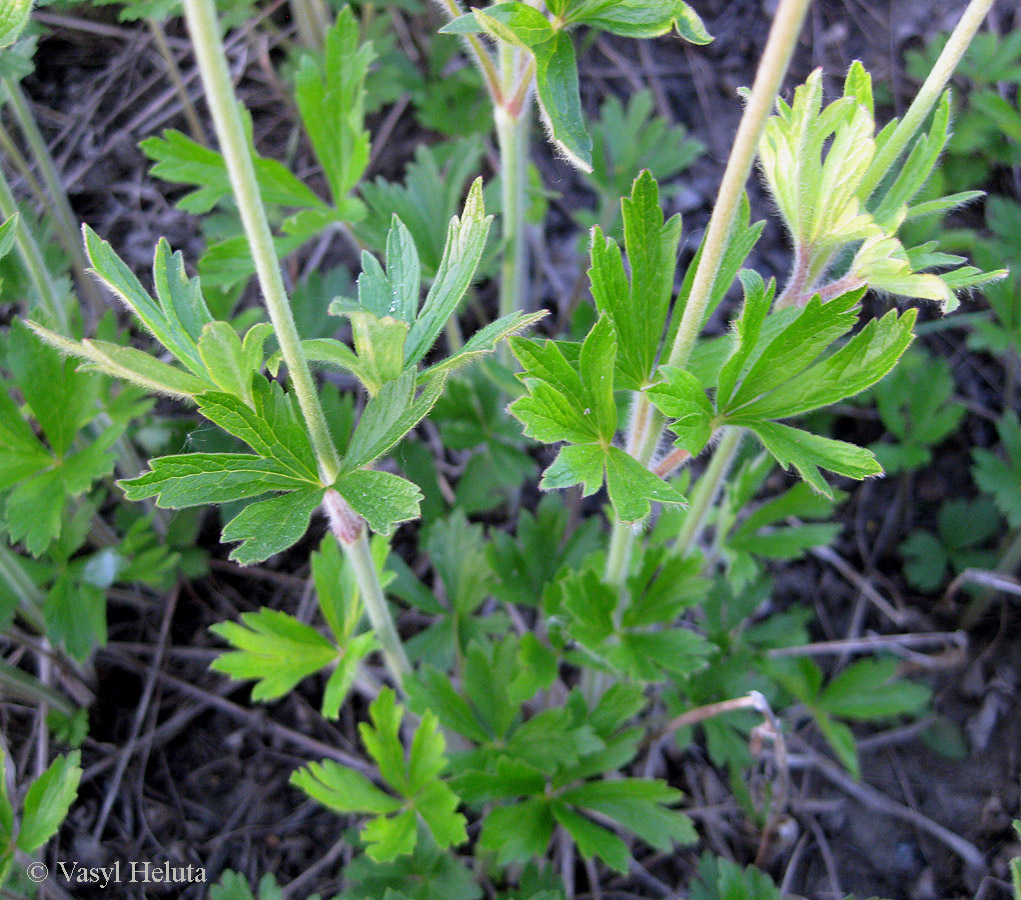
{"left": 10, "top": 0, "right": 1021, "bottom": 898}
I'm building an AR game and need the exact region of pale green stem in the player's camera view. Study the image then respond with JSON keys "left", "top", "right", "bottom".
{"left": 348, "top": 531, "right": 410, "bottom": 682}
{"left": 324, "top": 491, "right": 410, "bottom": 687}
{"left": 0, "top": 658, "right": 77, "bottom": 719}
{"left": 0, "top": 545, "right": 46, "bottom": 634}
{"left": 289, "top": 0, "right": 330, "bottom": 51}
{"left": 858, "top": 0, "right": 997, "bottom": 200}
{"left": 602, "top": 0, "right": 812, "bottom": 612}
{"left": 672, "top": 429, "right": 742, "bottom": 559}
{"left": 0, "top": 164, "right": 67, "bottom": 332}
{"left": 0, "top": 123, "right": 46, "bottom": 212}
{"left": 666, "top": 0, "right": 812, "bottom": 372}
{"left": 2, "top": 79, "right": 83, "bottom": 266}
{"left": 961, "top": 526, "right": 1021, "bottom": 629}
{"left": 181, "top": 0, "right": 341, "bottom": 485}
{"left": 431, "top": 0, "right": 502, "bottom": 102}
{"left": 146, "top": 19, "right": 207, "bottom": 144}
{"left": 182, "top": 0, "right": 412, "bottom": 689}
{"left": 496, "top": 104, "right": 529, "bottom": 318}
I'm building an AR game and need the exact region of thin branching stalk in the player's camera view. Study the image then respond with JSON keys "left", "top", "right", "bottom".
{"left": 858, "top": 0, "right": 997, "bottom": 200}
{"left": 325, "top": 491, "right": 411, "bottom": 683}
{"left": 0, "top": 545, "right": 46, "bottom": 634}
{"left": 667, "top": 0, "right": 812, "bottom": 373}
{"left": 604, "top": 0, "right": 813, "bottom": 594}
{"left": 434, "top": 0, "right": 533, "bottom": 319}
{"left": 181, "top": 0, "right": 341, "bottom": 484}
{"left": 495, "top": 105, "right": 529, "bottom": 318}
{"left": 0, "top": 164, "right": 67, "bottom": 332}
{"left": 289, "top": 0, "right": 331, "bottom": 51}
{"left": 2, "top": 80, "right": 81, "bottom": 263}
{"left": 431, "top": 0, "right": 502, "bottom": 102}
{"left": 672, "top": 428, "right": 742, "bottom": 559}
{"left": 181, "top": 0, "right": 408, "bottom": 689}
{"left": 146, "top": 19, "right": 207, "bottom": 144}
{"left": 0, "top": 658, "right": 76, "bottom": 720}
{"left": 2, "top": 79, "right": 106, "bottom": 319}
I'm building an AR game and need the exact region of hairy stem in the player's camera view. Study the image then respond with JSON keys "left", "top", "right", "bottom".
{"left": 495, "top": 105, "right": 530, "bottom": 319}
{"left": 672, "top": 428, "right": 743, "bottom": 559}
{"left": 324, "top": 491, "right": 411, "bottom": 687}
{"left": 0, "top": 658, "right": 77, "bottom": 720}
{"left": 183, "top": 0, "right": 409, "bottom": 688}
{"left": 181, "top": 0, "right": 341, "bottom": 484}
{"left": 2, "top": 78, "right": 106, "bottom": 321}
{"left": 666, "top": 0, "right": 812, "bottom": 372}
{"left": 0, "top": 164, "right": 67, "bottom": 332}
{"left": 146, "top": 19, "right": 207, "bottom": 145}
{"left": 431, "top": 0, "right": 502, "bottom": 102}
{"left": 290, "top": 0, "right": 331, "bottom": 50}
{"left": 0, "top": 545, "right": 46, "bottom": 634}
{"left": 858, "top": 0, "right": 997, "bottom": 200}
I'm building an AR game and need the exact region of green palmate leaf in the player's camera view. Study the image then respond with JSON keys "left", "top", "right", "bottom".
{"left": 197, "top": 378, "right": 319, "bottom": 481}
{"left": 542, "top": 443, "right": 606, "bottom": 497}
{"left": 818, "top": 658, "right": 930, "bottom": 721}
{"left": 688, "top": 854, "right": 784, "bottom": 900}
{"left": 334, "top": 469, "right": 422, "bottom": 536}
{"left": 579, "top": 315, "right": 618, "bottom": 442}
{"left": 85, "top": 229, "right": 202, "bottom": 373}
{"left": 421, "top": 310, "right": 548, "bottom": 379}
{"left": 17, "top": 751, "right": 82, "bottom": 854}
{"left": 511, "top": 317, "right": 685, "bottom": 521}
{"left": 293, "top": 6, "right": 374, "bottom": 203}
{"left": 972, "top": 413, "right": 1021, "bottom": 529}
{"left": 7, "top": 321, "right": 99, "bottom": 458}
{"left": 120, "top": 453, "right": 313, "bottom": 507}
{"left": 477, "top": 798, "right": 555, "bottom": 863}
{"left": 141, "top": 113, "right": 324, "bottom": 215}
{"left": 220, "top": 487, "right": 324, "bottom": 565}
{"left": 551, "top": 803, "right": 630, "bottom": 873}
{"left": 357, "top": 141, "right": 486, "bottom": 277}
{"left": 26, "top": 326, "right": 208, "bottom": 399}
{"left": 589, "top": 171, "right": 682, "bottom": 389}
{"left": 604, "top": 446, "right": 685, "bottom": 522}
{"left": 338, "top": 216, "right": 422, "bottom": 325}
{"left": 292, "top": 688, "right": 466, "bottom": 862}
{"left": 151, "top": 238, "right": 216, "bottom": 353}
{"left": 405, "top": 179, "right": 492, "bottom": 366}
{"left": 704, "top": 270, "right": 775, "bottom": 408}
{"left": 646, "top": 365, "right": 714, "bottom": 454}
{"left": 343, "top": 371, "right": 446, "bottom": 472}
{"left": 567, "top": 0, "right": 711, "bottom": 43}
{"left": 738, "top": 307, "right": 917, "bottom": 420}
{"left": 534, "top": 33, "right": 593, "bottom": 172}
{"left": 291, "top": 760, "right": 401, "bottom": 816}
{"left": 747, "top": 421, "right": 881, "bottom": 498}
{"left": 6, "top": 430, "right": 120, "bottom": 556}
{"left": 210, "top": 608, "right": 337, "bottom": 702}
{"left": 558, "top": 779, "right": 697, "bottom": 852}
{"left": 670, "top": 195, "right": 764, "bottom": 344}
{"left": 0, "top": 388, "right": 51, "bottom": 491}
{"left": 0, "top": 0, "right": 32, "bottom": 49}
{"left": 720, "top": 292, "right": 864, "bottom": 415}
